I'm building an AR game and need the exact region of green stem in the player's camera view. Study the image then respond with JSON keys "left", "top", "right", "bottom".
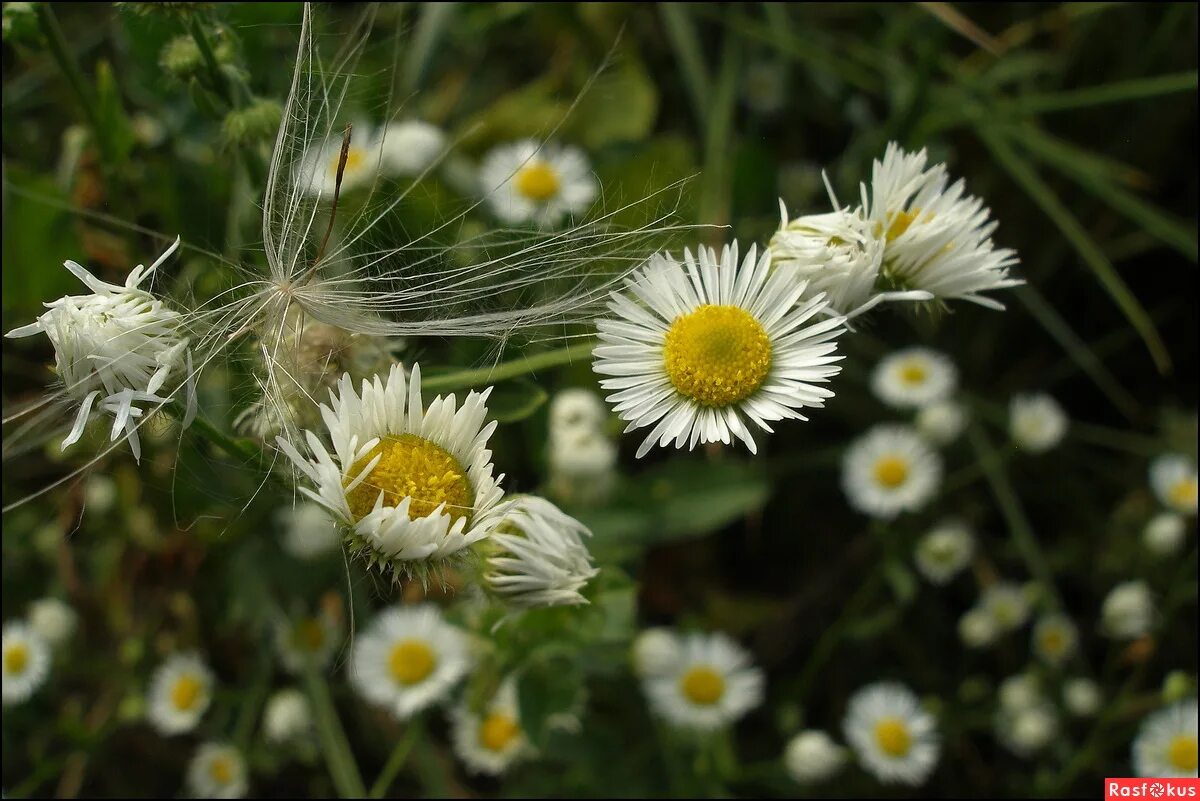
{"left": 35, "top": 6, "right": 107, "bottom": 154}
{"left": 186, "top": 15, "right": 235, "bottom": 107}
{"left": 421, "top": 341, "right": 596, "bottom": 393}
{"left": 303, "top": 668, "right": 366, "bottom": 799}
{"left": 791, "top": 567, "right": 883, "bottom": 701}
{"left": 232, "top": 657, "right": 272, "bottom": 751}
{"left": 369, "top": 717, "right": 423, "bottom": 798}
{"left": 184, "top": 408, "right": 264, "bottom": 465}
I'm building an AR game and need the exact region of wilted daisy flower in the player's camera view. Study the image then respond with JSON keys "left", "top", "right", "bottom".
{"left": 479, "top": 140, "right": 597, "bottom": 228}
{"left": 843, "top": 682, "right": 940, "bottom": 786}
{"left": 380, "top": 120, "right": 446, "bottom": 177}
{"left": 997, "top": 702, "right": 1058, "bottom": 757}
{"left": 594, "top": 242, "right": 846, "bottom": 457}
{"left": 4, "top": 238, "right": 193, "bottom": 462}
{"left": 263, "top": 688, "right": 312, "bottom": 744}
{"left": 914, "top": 520, "right": 974, "bottom": 585}
{"left": 296, "top": 121, "right": 384, "bottom": 198}
{"left": 632, "top": 627, "right": 682, "bottom": 679}
{"left": 871, "top": 348, "right": 957, "bottom": 410}
{"left": 783, "top": 730, "right": 847, "bottom": 784}
{"left": 999, "top": 673, "right": 1043, "bottom": 713}
{"left": 275, "top": 611, "right": 339, "bottom": 675}
{"left": 276, "top": 364, "right": 506, "bottom": 574}
{"left": 1032, "top": 614, "right": 1078, "bottom": 667}
{"left": 980, "top": 582, "right": 1031, "bottom": 633}
{"left": 147, "top": 652, "right": 214, "bottom": 735}
{"left": 2, "top": 623, "right": 51, "bottom": 705}
{"left": 277, "top": 501, "right": 342, "bottom": 560}
{"left": 451, "top": 677, "right": 531, "bottom": 776}
{"left": 644, "top": 631, "right": 764, "bottom": 732}
{"left": 863, "top": 142, "right": 1021, "bottom": 308}
{"left": 1144, "top": 513, "right": 1188, "bottom": 556}
{"left": 484, "top": 496, "right": 598, "bottom": 608}
{"left": 348, "top": 604, "right": 471, "bottom": 720}
{"left": 916, "top": 399, "right": 968, "bottom": 446}
{"left": 27, "top": 597, "right": 77, "bottom": 648}
{"left": 186, "top": 742, "right": 248, "bottom": 799}
{"left": 1101, "top": 580, "right": 1156, "bottom": 640}
{"left": 1009, "top": 393, "right": 1068, "bottom": 454}
{"left": 1132, "top": 699, "right": 1198, "bottom": 778}
{"left": 1063, "top": 678, "right": 1102, "bottom": 717}
{"left": 1150, "top": 454, "right": 1198, "bottom": 515}
{"left": 958, "top": 607, "right": 998, "bottom": 649}
{"left": 842, "top": 425, "right": 942, "bottom": 519}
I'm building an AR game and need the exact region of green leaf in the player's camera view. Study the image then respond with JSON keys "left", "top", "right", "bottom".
{"left": 1004, "top": 70, "right": 1198, "bottom": 114}
{"left": 93, "top": 60, "right": 135, "bottom": 164}
{"left": 1, "top": 169, "right": 82, "bottom": 323}
{"left": 565, "top": 57, "right": 659, "bottom": 150}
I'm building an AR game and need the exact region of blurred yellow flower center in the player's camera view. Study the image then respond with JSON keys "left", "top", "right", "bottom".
{"left": 209, "top": 756, "right": 234, "bottom": 785}
{"left": 292, "top": 618, "right": 326, "bottom": 653}
{"left": 171, "top": 674, "right": 204, "bottom": 712}
{"left": 329, "top": 147, "right": 366, "bottom": 178}
{"left": 679, "top": 665, "right": 725, "bottom": 705}
{"left": 663, "top": 305, "right": 771, "bottom": 408}
{"left": 873, "top": 456, "right": 910, "bottom": 489}
{"left": 388, "top": 639, "right": 436, "bottom": 685}
{"left": 1169, "top": 734, "right": 1197, "bottom": 772}
{"left": 899, "top": 361, "right": 928, "bottom": 386}
{"left": 479, "top": 712, "right": 520, "bottom": 752}
{"left": 873, "top": 717, "right": 912, "bottom": 757}
{"left": 345, "top": 434, "right": 473, "bottom": 523}
{"left": 1169, "top": 477, "right": 1197, "bottom": 509}
{"left": 514, "top": 161, "right": 560, "bottom": 202}
{"left": 4, "top": 643, "right": 29, "bottom": 675}
{"left": 1040, "top": 628, "right": 1066, "bottom": 655}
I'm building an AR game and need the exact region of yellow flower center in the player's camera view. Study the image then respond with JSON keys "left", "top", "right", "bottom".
{"left": 328, "top": 147, "right": 366, "bottom": 178}
{"left": 292, "top": 618, "right": 327, "bottom": 653}
{"left": 873, "top": 455, "right": 910, "bottom": 489}
{"left": 1168, "top": 477, "right": 1197, "bottom": 509}
{"left": 387, "top": 638, "right": 437, "bottom": 686}
{"left": 1040, "top": 629, "right": 1065, "bottom": 655}
{"left": 1168, "top": 734, "right": 1198, "bottom": 772}
{"left": 873, "top": 717, "right": 912, "bottom": 757}
{"left": 4, "top": 643, "right": 29, "bottom": 675}
{"left": 479, "top": 712, "right": 521, "bottom": 752}
{"left": 679, "top": 665, "right": 726, "bottom": 706}
{"left": 514, "top": 161, "right": 560, "bottom": 202}
{"left": 344, "top": 434, "right": 474, "bottom": 524}
{"left": 170, "top": 674, "right": 204, "bottom": 712}
{"left": 878, "top": 208, "right": 926, "bottom": 242}
{"left": 209, "top": 756, "right": 234, "bottom": 785}
{"left": 899, "top": 360, "right": 928, "bottom": 386}
{"left": 662, "top": 305, "right": 772, "bottom": 408}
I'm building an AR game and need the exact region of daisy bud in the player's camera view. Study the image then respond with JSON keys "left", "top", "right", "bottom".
{"left": 632, "top": 627, "right": 682, "bottom": 679}
{"left": 783, "top": 730, "right": 847, "bottom": 784}
{"left": 1101, "top": 581, "right": 1156, "bottom": 640}
{"left": 27, "top": 598, "right": 77, "bottom": 649}
{"left": 1063, "top": 678, "right": 1102, "bottom": 717}
{"left": 1009, "top": 393, "right": 1068, "bottom": 454}
{"left": 263, "top": 688, "right": 312, "bottom": 743}
{"left": 484, "top": 496, "right": 598, "bottom": 609}
{"left": 916, "top": 399, "right": 968, "bottom": 446}
{"left": 1144, "top": 513, "right": 1188, "bottom": 556}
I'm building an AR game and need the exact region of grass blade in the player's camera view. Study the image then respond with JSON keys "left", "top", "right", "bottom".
{"left": 658, "top": 4, "right": 711, "bottom": 129}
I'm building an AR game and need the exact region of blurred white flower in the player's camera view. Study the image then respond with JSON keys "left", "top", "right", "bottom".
{"left": 842, "top": 425, "right": 942, "bottom": 519}
{"left": 632, "top": 628, "right": 682, "bottom": 679}
{"left": 1143, "top": 513, "right": 1188, "bottom": 556}
{"left": 1132, "top": 699, "right": 1197, "bottom": 778}
{"left": 1063, "top": 678, "right": 1102, "bottom": 717}
{"left": 999, "top": 673, "right": 1043, "bottom": 713}
{"left": 915, "top": 399, "right": 968, "bottom": 446}
{"left": 450, "top": 677, "right": 531, "bottom": 776}
{"left": 871, "top": 348, "right": 957, "bottom": 410}
{"left": 644, "top": 631, "right": 764, "bottom": 732}
{"left": 784, "top": 729, "right": 847, "bottom": 784}
{"left": 1009, "top": 393, "right": 1068, "bottom": 454}
{"left": 1101, "top": 581, "right": 1156, "bottom": 640}
{"left": 998, "top": 702, "right": 1058, "bottom": 757}
{"left": 275, "top": 611, "right": 339, "bottom": 676}
{"left": 1150, "top": 454, "right": 1198, "bottom": 516}
{"left": 843, "top": 681, "right": 940, "bottom": 786}
{"left": 549, "top": 388, "right": 609, "bottom": 437}
{"left": 484, "top": 496, "right": 598, "bottom": 608}
{"left": 277, "top": 502, "right": 342, "bottom": 560}
{"left": 914, "top": 521, "right": 974, "bottom": 585}
{"left": 27, "top": 598, "right": 77, "bottom": 649}
{"left": 263, "top": 688, "right": 312, "bottom": 743}
{"left": 84, "top": 474, "right": 118, "bottom": 515}
{"left": 980, "top": 582, "right": 1031, "bottom": 633}
{"left": 147, "top": 652, "right": 214, "bottom": 735}
{"left": 958, "top": 607, "right": 997, "bottom": 649}
{"left": 186, "top": 742, "right": 248, "bottom": 799}
{"left": 479, "top": 140, "right": 597, "bottom": 228}
{"left": 548, "top": 428, "right": 618, "bottom": 505}
{"left": 295, "top": 121, "right": 384, "bottom": 198}
{"left": 2, "top": 623, "right": 50, "bottom": 706}
{"left": 1032, "top": 614, "right": 1078, "bottom": 668}
{"left": 380, "top": 120, "right": 446, "bottom": 176}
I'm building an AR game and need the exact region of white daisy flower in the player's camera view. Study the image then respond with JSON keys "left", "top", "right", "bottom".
{"left": 1009, "top": 393, "right": 1068, "bottom": 454}
{"left": 275, "top": 611, "right": 339, "bottom": 675}
{"left": 1063, "top": 678, "right": 1102, "bottom": 717}
{"left": 277, "top": 501, "right": 342, "bottom": 560}
{"left": 843, "top": 681, "right": 939, "bottom": 786}
{"left": 146, "top": 652, "right": 215, "bottom": 735}
{"left": 276, "top": 363, "right": 507, "bottom": 572}
{"left": 186, "top": 742, "right": 248, "bottom": 799}
{"left": 1144, "top": 513, "right": 1189, "bottom": 556}
{"left": 484, "top": 495, "right": 598, "bottom": 608}
{"left": 1101, "top": 581, "right": 1156, "bottom": 640}
{"left": 980, "top": 582, "right": 1031, "bottom": 633}
{"left": 783, "top": 729, "right": 847, "bottom": 784}
{"left": 644, "top": 631, "right": 764, "bottom": 732}
{"left": 1150, "top": 454, "right": 1198, "bottom": 515}
{"left": 4, "top": 238, "right": 192, "bottom": 462}
{"left": 914, "top": 520, "right": 974, "bottom": 585}
{"left": 549, "top": 388, "right": 609, "bottom": 439}
{"left": 958, "top": 607, "right": 998, "bottom": 649}
{"left": 870, "top": 348, "right": 957, "bottom": 410}
{"left": 348, "top": 604, "right": 471, "bottom": 720}
{"left": 997, "top": 702, "right": 1058, "bottom": 757}
{"left": 999, "top": 673, "right": 1043, "bottom": 713}
{"left": 1032, "top": 614, "right": 1078, "bottom": 667}
{"left": 915, "top": 399, "right": 968, "bottom": 446}
{"left": 479, "top": 139, "right": 597, "bottom": 228}
{"left": 380, "top": 120, "right": 446, "bottom": 177}
{"left": 632, "top": 627, "right": 682, "bottom": 679}
{"left": 1133, "top": 699, "right": 1198, "bottom": 778}
{"left": 27, "top": 597, "right": 77, "bottom": 649}
{"left": 296, "top": 121, "right": 384, "bottom": 198}
{"left": 863, "top": 142, "right": 1021, "bottom": 308}
{"left": 842, "top": 425, "right": 942, "bottom": 519}
{"left": 594, "top": 242, "right": 846, "bottom": 458}
{"left": 263, "top": 688, "right": 312, "bottom": 743}
{"left": 2, "top": 623, "right": 51, "bottom": 706}
{"left": 450, "top": 677, "right": 531, "bottom": 776}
